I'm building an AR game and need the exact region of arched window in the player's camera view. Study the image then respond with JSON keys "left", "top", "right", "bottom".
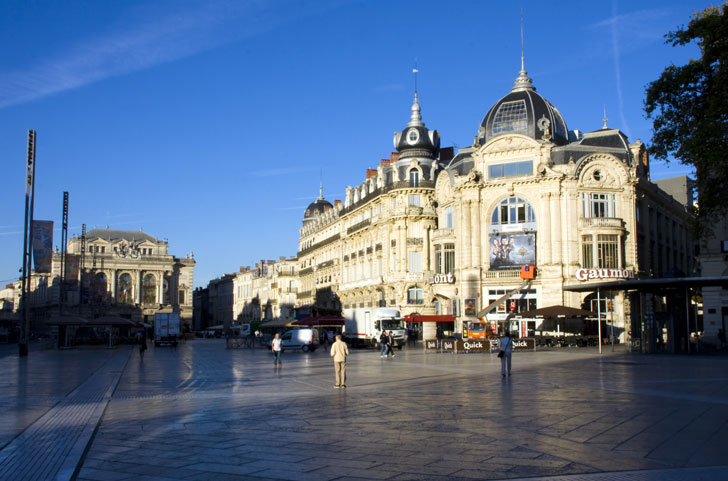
{"left": 143, "top": 274, "right": 156, "bottom": 305}
{"left": 93, "top": 272, "right": 107, "bottom": 302}
{"left": 117, "top": 273, "right": 132, "bottom": 303}
{"left": 491, "top": 197, "right": 536, "bottom": 228}
{"left": 409, "top": 170, "right": 420, "bottom": 187}
{"left": 407, "top": 286, "right": 423, "bottom": 305}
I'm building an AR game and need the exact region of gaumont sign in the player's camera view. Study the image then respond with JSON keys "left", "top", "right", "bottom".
{"left": 430, "top": 273, "right": 455, "bottom": 284}
{"left": 575, "top": 268, "right": 635, "bottom": 281}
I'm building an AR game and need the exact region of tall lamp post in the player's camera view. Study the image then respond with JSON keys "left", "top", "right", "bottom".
{"left": 19, "top": 130, "right": 37, "bottom": 357}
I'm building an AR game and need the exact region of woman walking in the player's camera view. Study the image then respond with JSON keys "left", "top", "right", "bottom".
{"left": 271, "top": 332, "right": 283, "bottom": 366}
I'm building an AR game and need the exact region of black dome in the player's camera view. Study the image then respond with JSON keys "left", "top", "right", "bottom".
{"left": 479, "top": 69, "right": 568, "bottom": 146}
{"left": 304, "top": 198, "right": 332, "bottom": 219}
{"left": 393, "top": 92, "right": 440, "bottom": 160}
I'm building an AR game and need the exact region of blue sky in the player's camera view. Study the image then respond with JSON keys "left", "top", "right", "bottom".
{"left": 0, "top": 0, "right": 703, "bottom": 288}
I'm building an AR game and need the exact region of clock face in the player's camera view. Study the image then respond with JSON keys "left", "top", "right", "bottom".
{"left": 406, "top": 128, "right": 420, "bottom": 145}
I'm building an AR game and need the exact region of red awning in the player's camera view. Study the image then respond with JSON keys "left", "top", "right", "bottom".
{"left": 403, "top": 315, "right": 456, "bottom": 323}
{"left": 292, "top": 316, "right": 345, "bottom": 327}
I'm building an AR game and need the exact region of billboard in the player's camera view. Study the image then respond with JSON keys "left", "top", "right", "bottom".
{"left": 31, "top": 220, "right": 53, "bottom": 273}
{"left": 489, "top": 233, "right": 535, "bottom": 269}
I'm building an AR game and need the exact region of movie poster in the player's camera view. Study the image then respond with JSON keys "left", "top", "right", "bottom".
{"left": 64, "top": 254, "right": 80, "bottom": 285}
{"left": 31, "top": 220, "right": 53, "bottom": 273}
{"left": 464, "top": 298, "right": 476, "bottom": 316}
{"left": 489, "top": 233, "right": 535, "bottom": 269}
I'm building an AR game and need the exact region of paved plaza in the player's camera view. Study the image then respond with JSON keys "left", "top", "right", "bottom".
{"left": 0, "top": 340, "right": 727, "bottom": 481}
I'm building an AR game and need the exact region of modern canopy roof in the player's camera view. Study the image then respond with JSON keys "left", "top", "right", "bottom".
{"left": 514, "top": 305, "right": 597, "bottom": 319}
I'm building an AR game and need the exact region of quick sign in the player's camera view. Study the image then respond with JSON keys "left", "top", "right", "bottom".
{"left": 575, "top": 268, "right": 635, "bottom": 281}
{"left": 455, "top": 340, "right": 488, "bottom": 352}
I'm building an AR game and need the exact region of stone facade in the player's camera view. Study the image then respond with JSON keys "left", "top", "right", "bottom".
{"left": 296, "top": 68, "right": 694, "bottom": 343}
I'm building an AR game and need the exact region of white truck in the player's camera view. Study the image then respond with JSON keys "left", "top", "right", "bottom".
{"left": 343, "top": 307, "right": 407, "bottom": 348}
{"left": 154, "top": 312, "right": 180, "bottom": 347}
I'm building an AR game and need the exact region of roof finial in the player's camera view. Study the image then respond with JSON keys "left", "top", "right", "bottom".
{"left": 512, "top": 10, "right": 534, "bottom": 92}
{"left": 408, "top": 64, "right": 424, "bottom": 128}
{"left": 318, "top": 170, "right": 324, "bottom": 200}
{"left": 520, "top": 8, "right": 525, "bottom": 72}
{"left": 602, "top": 105, "right": 608, "bottom": 129}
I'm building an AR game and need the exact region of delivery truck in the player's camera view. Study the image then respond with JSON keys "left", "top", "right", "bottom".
{"left": 343, "top": 307, "right": 407, "bottom": 348}
{"left": 154, "top": 312, "right": 180, "bottom": 346}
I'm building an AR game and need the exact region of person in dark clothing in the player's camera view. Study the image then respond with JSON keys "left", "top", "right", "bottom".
{"left": 386, "top": 331, "right": 395, "bottom": 358}
{"left": 379, "top": 331, "right": 388, "bottom": 358}
{"left": 138, "top": 330, "right": 148, "bottom": 361}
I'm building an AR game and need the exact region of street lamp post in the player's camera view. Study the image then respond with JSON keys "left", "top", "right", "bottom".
{"left": 19, "top": 130, "right": 36, "bottom": 357}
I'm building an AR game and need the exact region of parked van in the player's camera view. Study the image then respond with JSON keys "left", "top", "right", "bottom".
{"left": 280, "top": 328, "right": 319, "bottom": 352}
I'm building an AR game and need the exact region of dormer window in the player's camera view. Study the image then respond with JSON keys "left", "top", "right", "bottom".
{"left": 492, "top": 100, "right": 528, "bottom": 136}
{"left": 406, "top": 128, "right": 420, "bottom": 145}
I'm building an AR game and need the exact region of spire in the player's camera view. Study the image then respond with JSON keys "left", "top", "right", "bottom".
{"left": 511, "top": 10, "right": 535, "bottom": 92}
{"left": 602, "top": 105, "right": 609, "bottom": 129}
{"left": 407, "top": 90, "right": 424, "bottom": 127}
{"left": 318, "top": 180, "right": 323, "bottom": 200}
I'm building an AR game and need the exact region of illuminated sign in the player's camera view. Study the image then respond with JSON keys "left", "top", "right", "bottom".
{"left": 575, "top": 268, "right": 635, "bottom": 281}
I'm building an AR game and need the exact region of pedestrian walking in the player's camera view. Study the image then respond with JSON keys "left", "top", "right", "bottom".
{"left": 271, "top": 333, "right": 283, "bottom": 366}
{"left": 330, "top": 334, "right": 349, "bottom": 388}
{"left": 379, "top": 330, "right": 388, "bottom": 358}
{"left": 499, "top": 331, "right": 513, "bottom": 377}
{"left": 386, "top": 330, "right": 395, "bottom": 357}
{"left": 137, "top": 329, "right": 148, "bottom": 361}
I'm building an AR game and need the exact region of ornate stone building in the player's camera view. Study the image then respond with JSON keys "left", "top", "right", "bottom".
{"left": 298, "top": 65, "right": 694, "bottom": 343}
{"left": 298, "top": 93, "right": 453, "bottom": 327}
{"left": 65, "top": 228, "right": 195, "bottom": 327}
{"left": 432, "top": 66, "right": 693, "bottom": 341}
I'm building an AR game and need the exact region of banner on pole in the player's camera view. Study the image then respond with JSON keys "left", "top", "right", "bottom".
{"left": 64, "top": 253, "right": 80, "bottom": 285}
{"left": 31, "top": 220, "right": 53, "bottom": 273}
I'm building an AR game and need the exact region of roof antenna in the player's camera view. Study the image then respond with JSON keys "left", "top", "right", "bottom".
{"left": 520, "top": 8, "right": 525, "bottom": 72}
{"left": 602, "top": 104, "right": 608, "bottom": 129}
{"left": 512, "top": 8, "right": 534, "bottom": 92}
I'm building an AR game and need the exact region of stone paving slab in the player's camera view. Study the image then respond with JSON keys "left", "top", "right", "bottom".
{"left": 3, "top": 340, "right": 728, "bottom": 480}
{"left": 71, "top": 341, "right": 728, "bottom": 481}
{"left": 0, "top": 347, "right": 130, "bottom": 480}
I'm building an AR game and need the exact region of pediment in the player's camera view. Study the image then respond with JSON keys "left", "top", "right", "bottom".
{"left": 479, "top": 134, "right": 540, "bottom": 156}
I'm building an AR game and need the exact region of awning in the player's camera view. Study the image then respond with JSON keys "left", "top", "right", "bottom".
{"left": 292, "top": 316, "right": 345, "bottom": 327}
{"left": 46, "top": 315, "right": 88, "bottom": 326}
{"left": 403, "top": 314, "right": 456, "bottom": 323}
{"left": 259, "top": 318, "right": 294, "bottom": 329}
{"left": 513, "top": 305, "right": 597, "bottom": 319}
{"left": 87, "top": 316, "right": 139, "bottom": 327}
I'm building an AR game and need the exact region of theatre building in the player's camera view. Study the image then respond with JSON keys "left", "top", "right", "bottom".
{"left": 430, "top": 66, "right": 693, "bottom": 343}
{"left": 298, "top": 65, "right": 694, "bottom": 344}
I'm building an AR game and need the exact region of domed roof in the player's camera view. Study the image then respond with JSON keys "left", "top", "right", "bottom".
{"left": 304, "top": 185, "right": 332, "bottom": 220}
{"left": 393, "top": 92, "right": 440, "bottom": 160}
{"left": 478, "top": 68, "right": 568, "bottom": 146}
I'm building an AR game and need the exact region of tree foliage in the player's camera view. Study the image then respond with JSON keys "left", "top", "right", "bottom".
{"left": 645, "top": 3, "right": 728, "bottom": 231}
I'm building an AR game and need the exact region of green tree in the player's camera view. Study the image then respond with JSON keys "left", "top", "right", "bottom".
{"left": 644, "top": 3, "right": 728, "bottom": 232}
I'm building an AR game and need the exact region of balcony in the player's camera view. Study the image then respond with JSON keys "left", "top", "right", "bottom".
{"left": 347, "top": 218, "right": 371, "bottom": 235}
{"left": 578, "top": 217, "right": 624, "bottom": 230}
{"left": 433, "top": 228, "right": 454, "bottom": 240}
